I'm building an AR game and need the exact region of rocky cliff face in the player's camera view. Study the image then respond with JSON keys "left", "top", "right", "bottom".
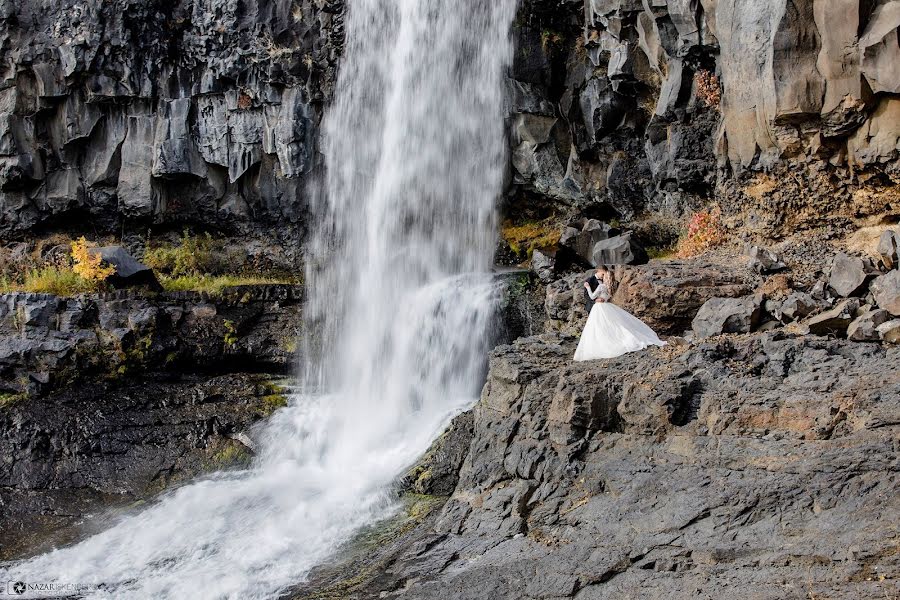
{"left": 0, "top": 0, "right": 343, "bottom": 245}
{"left": 295, "top": 332, "right": 899, "bottom": 599}
{"left": 507, "top": 0, "right": 899, "bottom": 239}
{"left": 3, "top": 0, "right": 897, "bottom": 249}
{"left": 1, "top": 0, "right": 899, "bottom": 595}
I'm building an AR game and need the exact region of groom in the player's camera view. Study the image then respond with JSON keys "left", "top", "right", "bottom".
{"left": 583, "top": 268, "right": 607, "bottom": 313}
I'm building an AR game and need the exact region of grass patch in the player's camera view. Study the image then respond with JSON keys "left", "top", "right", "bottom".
{"left": 0, "top": 392, "right": 26, "bottom": 407}
{"left": 646, "top": 245, "right": 677, "bottom": 260}
{"left": 0, "top": 237, "right": 111, "bottom": 296}
{"left": 144, "top": 231, "right": 220, "bottom": 278}
{"left": 501, "top": 219, "right": 561, "bottom": 259}
{"left": 0, "top": 266, "right": 99, "bottom": 296}
{"left": 159, "top": 274, "right": 292, "bottom": 296}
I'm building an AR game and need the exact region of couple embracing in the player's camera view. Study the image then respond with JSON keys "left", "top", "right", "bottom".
{"left": 574, "top": 265, "right": 666, "bottom": 361}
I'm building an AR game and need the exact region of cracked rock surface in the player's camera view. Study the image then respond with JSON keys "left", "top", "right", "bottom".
{"left": 294, "top": 332, "right": 899, "bottom": 599}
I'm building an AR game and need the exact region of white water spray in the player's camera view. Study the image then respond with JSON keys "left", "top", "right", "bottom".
{"left": 2, "top": 1, "right": 517, "bottom": 598}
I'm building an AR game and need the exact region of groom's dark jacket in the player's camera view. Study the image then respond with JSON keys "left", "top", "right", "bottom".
{"left": 583, "top": 274, "right": 600, "bottom": 313}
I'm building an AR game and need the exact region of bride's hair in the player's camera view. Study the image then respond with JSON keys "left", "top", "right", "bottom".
{"left": 597, "top": 265, "right": 616, "bottom": 295}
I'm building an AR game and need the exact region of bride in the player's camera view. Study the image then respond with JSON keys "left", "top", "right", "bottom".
{"left": 574, "top": 266, "right": 666, "bottom": 361}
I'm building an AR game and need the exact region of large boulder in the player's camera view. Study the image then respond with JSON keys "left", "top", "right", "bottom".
{"left": 590, "top": 231, "right": 648, "bottom": 266}
{"left": 91, "top": 246, "right": 163, "bottom": 292}
{"left": 611, "top": 262, "right": 756, "bottom": 335}
{"left": 747, "top": 245, "right": 786, "bottom": 274}
{"left": 871, "top": 269, "right": 900, "bottom": 316}
{"left": 530, "top": 249, "right": 556, "bottom": 283}
{"left": 877, "top": 320, "right": 900, "bottom": 343}
{"left": 806, "top": 298, "right": 862, "bottom": 336}
{"left": 828, "top": 253, "right": 870, "bottom": 297}
{"left": 877, "top": 229, "right": 900, "bottom": 270}
{"left": 692, "top": 295, "right": 764, "bottom": 338}
{"left": 847, "top": 308, "right": 892, "bottom": 342}
{"left": 778, "top": 291, "right": 820, "bottom": 322}
{"left": 559, "top": 219, "right": 612, "bottom": 265}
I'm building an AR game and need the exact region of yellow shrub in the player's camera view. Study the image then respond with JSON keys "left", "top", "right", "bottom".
{"left": 71, "top": 237, "right": 115, "bottom": 282}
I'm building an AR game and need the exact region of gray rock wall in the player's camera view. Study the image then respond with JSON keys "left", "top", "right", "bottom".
{"left": 507, "top": 0, "right": 900, "bottom": 236}
{"left": 0, "top": 0, "right": 343, "bottom": 240}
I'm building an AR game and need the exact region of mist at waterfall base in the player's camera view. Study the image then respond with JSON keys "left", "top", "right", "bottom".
{"left": 2, "top": 1, "right": 518, "bottom": 598}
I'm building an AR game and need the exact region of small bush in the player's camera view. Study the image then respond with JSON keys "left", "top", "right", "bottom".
{"left": 675, "top": 208, "right": 725, "bottom": 258}
{"left": 71, "top": 237, "right": 115, "bottom": 283}
{"left": 502, "top": 220, "right": 561, "bottom": 259}
{"left": 694, "top": 70, "right": 721, "bottom": 109}
{"left": 144, "top": 231, "right": 218, "bottom": 277}
{"left": 1, "top": 237, "right": 110, "bottom": 296}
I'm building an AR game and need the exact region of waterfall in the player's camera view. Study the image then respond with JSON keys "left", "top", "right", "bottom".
{"left": 2, "top": 0, "right": 517, "bottom": 598}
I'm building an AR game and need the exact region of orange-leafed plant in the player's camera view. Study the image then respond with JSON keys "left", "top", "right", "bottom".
{"left": 71, "top": 237, "right": 115, "bottom": 283}
{"left": 675, "top": 208, "right": 725, "bottom": 258}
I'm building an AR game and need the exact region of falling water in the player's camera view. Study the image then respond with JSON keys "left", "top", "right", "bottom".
{"left": 2, "top": 0, "right": 517, "bottom": 598}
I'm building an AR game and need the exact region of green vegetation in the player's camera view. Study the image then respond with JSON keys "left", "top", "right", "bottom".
{"left": 501, "top": 219, "right": 561, "bottom": 259}
{"left": 259, "top": 379, "right": 289, "bottom": 415}
{"left": 0, "top": 392, "right": 26, "bottom": 407}
{"left": 144, "top": 230, "right": 219, "bottom": 278}
{"left": 210, "top": 443, "right": 252, "bottom": 469}
{"left": 540, "top": 29, "right": 563, "bottom": 52}
{"left": 1, "top": 267, "right": 98, "bottom": 296}
{"left": 223, "top": 319, "right": 239, "bottom": 347}
{"left": 0, "top": 237, "right": 111, "bottom": 296}
{"left": 646, "top": 245, "right": 676, "bottom": 260}
{"left": 160, "top": 274, "right": 291, "bottom": 295}
{"left": 145, "top": 230, "right": 297, "bottom": 295}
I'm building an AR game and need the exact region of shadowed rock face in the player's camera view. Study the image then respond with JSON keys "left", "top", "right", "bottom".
{"left": 0, "top": 0, "right": 344, "bottom": 240}
{"left": 294, "top": 332, "right": 900, "bottom": 599}
{"left": 0, "top": 285, "right": 303, "bottom": 397}
{"left": 0, "top": 372, "right": 286, "bottom": 560}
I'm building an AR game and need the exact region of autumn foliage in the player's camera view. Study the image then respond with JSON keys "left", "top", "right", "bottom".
{"left": 675, "top": 208, "right": 725, "bottom": 258}
{"left": 694, "top": 70, "right": 721, "bottom": 109}
{"left": 71, "top": 237, "right": 115, "bottom": 283}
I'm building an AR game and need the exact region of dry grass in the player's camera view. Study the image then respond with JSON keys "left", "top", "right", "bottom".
{"left": 159, "top": 274, "right": 292, "bottom": 296}
{"left": 501, "top": 219, "right": 561, "bottom": 259}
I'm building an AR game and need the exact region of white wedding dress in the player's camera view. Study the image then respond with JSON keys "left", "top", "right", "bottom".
{"left": 574, "top": 281, "right": 666, "bottom": 361}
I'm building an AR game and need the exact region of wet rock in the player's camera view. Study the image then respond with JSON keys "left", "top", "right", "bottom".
{"left": 0, "top": 373, "right": 288, "bottom": 560}
{"left": 691, "top": 295, "right": 764, "bottom": 338}
{"left": 530, "top": 249, "right": 556, "bottom": 283}
{"left": 847, "top": 308, "right": 892, "bottom": 342}
{"left": 92, "top": 246, "right": 162, "bottom": 292}
{"left": 871, "top": 269, "right": 900, "bottom": 316}
{"left": 806, "top": 298, "right": 862, "bottom": 336}
{"left": 877, "top": 228, "right": 900, "bottom": 270}
{"left": 747, "top": 245, "right": 786, "bottom": 274}
{"left": 402, "top": 411, "right": 474, "bottom": 497}
{"left": 828, "top": 252, "right": 870, "bottom": 297}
